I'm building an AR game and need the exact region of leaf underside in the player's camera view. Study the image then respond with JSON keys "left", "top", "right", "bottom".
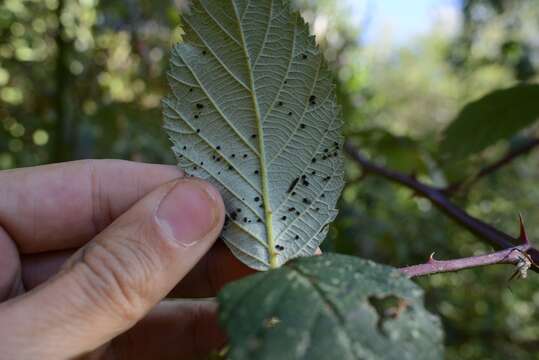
{"left": 163, "top": 0, "right": 344, "bottom": 270}
{"left": 441, "top": 84, "right": 539, "bottom": 160}
{"left": 218, "top": 254, "right": 444, "bottom": 360}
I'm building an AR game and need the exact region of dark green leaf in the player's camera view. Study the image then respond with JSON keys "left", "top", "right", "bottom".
{"left": 218, "top": 254, "right": 444, "bottom": 360}
{"left": 441, "top": 84, "right": 539, "bottom": 160}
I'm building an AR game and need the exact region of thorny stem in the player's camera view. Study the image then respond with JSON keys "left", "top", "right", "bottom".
{"left": 402, "top": 217, "right": 535, "bottom": 277}
{"left": 344, "top": 142, "right": 539, "bottom": 270}
{"left": 400, "top": 244, "right": 531, "bottom": 278}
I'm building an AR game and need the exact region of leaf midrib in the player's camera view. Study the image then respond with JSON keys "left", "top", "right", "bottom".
{"left": 232, "top": 0, "right": 278, "bottom": 268}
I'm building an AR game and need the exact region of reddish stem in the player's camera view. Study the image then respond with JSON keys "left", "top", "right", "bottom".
{"left": 400, "top": 244, "right": 531, "bottom": 278}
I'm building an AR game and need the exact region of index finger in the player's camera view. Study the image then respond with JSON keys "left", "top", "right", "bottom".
{"left": 0, "top": 160, "right": 182, "bottom": 253}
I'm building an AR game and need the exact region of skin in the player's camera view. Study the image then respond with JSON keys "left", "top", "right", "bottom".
{"left": 0, "top": 159, "right": 254, "bottom": 360}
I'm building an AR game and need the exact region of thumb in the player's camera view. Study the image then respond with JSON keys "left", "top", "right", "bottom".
{"left": 0, "top": 178, "right": 225, "bottom": 360}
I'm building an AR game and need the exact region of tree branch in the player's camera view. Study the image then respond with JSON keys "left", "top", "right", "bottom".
{"left": 344, "top": 142, "right": 539, "bottom": 267}
{"left": 445, "top": 137, "right": 539, "bottom": 194}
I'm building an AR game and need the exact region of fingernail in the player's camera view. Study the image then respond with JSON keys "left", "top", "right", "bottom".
{"left": 156, "top": 180, "right": 220, "bottom": 246}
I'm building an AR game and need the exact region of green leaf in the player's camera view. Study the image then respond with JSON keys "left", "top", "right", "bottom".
{"left": 219, "top": 254, "right": 444, "bottom": 360}
{"left": 163, "top": 0, "right": 344, "bottom": 270}
{"left": 441, "top": 84, "right": 539, "bottom": 160}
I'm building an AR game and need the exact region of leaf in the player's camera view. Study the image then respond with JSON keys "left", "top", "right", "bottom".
{"left": 441, "top": 84, "right": 539, "bottom": 160}
{"left": 162, "top": 0, "right": 344, "bottom": 270}
{"left": 218, "top": 254, "right": 444, "bottom": 360}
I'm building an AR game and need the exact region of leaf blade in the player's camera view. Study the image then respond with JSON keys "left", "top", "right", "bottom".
{"left": 218, "top": 254, "right": 444, "bottom": 359}
{"left": 441, "top": 84, "right": 539, "bottom": 160}
{"left": 163, "top": 0, "right": 344, "bottom": 270}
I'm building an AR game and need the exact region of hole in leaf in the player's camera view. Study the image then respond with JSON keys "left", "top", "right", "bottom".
{"left": 368, "top": 295, "right": 409, "bottom": 336}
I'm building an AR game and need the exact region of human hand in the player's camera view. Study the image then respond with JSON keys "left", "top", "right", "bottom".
{"left": 0, "top": 160, "right": 253, "bottom": 359}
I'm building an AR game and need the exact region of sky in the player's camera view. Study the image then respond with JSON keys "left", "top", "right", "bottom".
{"left": 345, "top": 0, "right": 462, "bottom": 45}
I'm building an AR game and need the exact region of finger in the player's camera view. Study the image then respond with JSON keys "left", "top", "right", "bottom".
{"left": 21, "top": 249, "right": 74, "bottom": 290}
{"left": 0, "top": 178, "right": 225, "bottom": 360}
{"left": 21, "top": 242, "right": 255, "bottom": 298}
{"left": 0, "top": 160, "right": 182, "bottom": 253}
{"left": 100, "top": 299, "right": 225, "bottom": 360}
{"left": 0, "top": 225, "right": 22, "bottom": 300}
{"left": 22, "top": 243, "right": 319, "bottom": 297}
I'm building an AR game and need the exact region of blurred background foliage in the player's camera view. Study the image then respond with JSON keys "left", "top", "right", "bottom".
{"left": 2, "top": 0, "right": 539, "bottom": 358}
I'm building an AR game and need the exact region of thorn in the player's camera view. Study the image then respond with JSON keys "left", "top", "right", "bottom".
{"left": 428, "top": 252, "right": 437, "bottom": 263}
{"left": 518, "top": 213, "right": 529, "bottom": 245}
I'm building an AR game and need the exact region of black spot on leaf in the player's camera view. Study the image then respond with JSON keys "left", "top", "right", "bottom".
{"left": 287, "top": 177, "right": 299, "bottom": 193}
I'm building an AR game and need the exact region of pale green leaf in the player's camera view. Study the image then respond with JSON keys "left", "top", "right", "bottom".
{"left": 441, "top": 84, "right": 539, "bottom": 160}
{"left": 218, "top": 254, "right": 444, "bottom": 360}
{"left": 163, "top": 0, "right": 344, "bottom": 270}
